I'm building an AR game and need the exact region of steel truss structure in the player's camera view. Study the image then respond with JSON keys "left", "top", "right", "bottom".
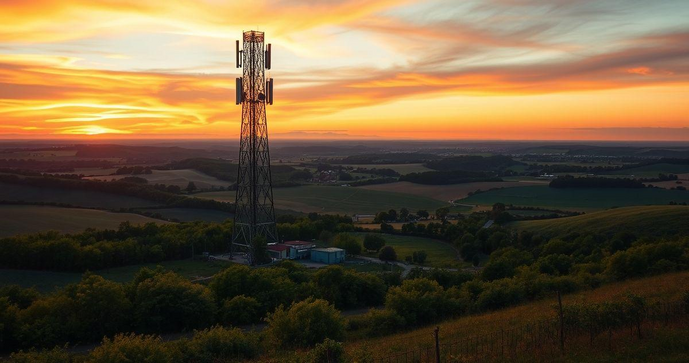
{"left": 232, "top": 30, "right": 278, "bottom": 265}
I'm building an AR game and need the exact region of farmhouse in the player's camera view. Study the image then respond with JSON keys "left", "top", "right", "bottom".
{"left": 284, "top": 240, "right": 316, "bottom": 259}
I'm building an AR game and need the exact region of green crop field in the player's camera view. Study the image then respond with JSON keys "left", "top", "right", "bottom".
{"left": 0, "top": 259, "right": 232, "bottom": 292}
{"left": 458, "top": 185, "right": 689, "bottom": 211}
{"left": 88, "top": 169, "right": 231, "bottom": 189}
{"left": 0, "top": 182, "right": 160, "bottom": 209}
{"left": 143, "top": 207, "right": 234, "bottom": 223}
{"left": 511, "top": 205, "right": 689, "bottom": 237}
{"left": 353, "top": 233, "right": 461, "bottom": 267}
{"left": 198, "top": 185, "right": 448, "bottom": 214}
{"left": 0, "top": 205, "right": 170, "bottom": 237}
{"left": 361, "top": 181, "right": 545, "bottom": 203}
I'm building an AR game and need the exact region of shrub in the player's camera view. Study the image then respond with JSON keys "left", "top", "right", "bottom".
{"left": 476, "top": 279, "right": 526, "bottom": 311}
{"left": 363, "top": 234, "right": 386, "bottom": 252}
{"left": 221, "top": 295, "right": 261, "bottom": 325}
{"left": 266, "top": 298, "right": 344, "bottom": 348}
{"left": 313, "top": 266, "right": 386, "bottom": 309}
{"left": 379, "top": 246, "right": 397, "bottom": 262}
{"left": 134, "top": 272, "right": 216, "bottom": 333}
{"left": 349, "top": 309, "right": 406, "bottom": 337}
{"left": 9, "top": 347, "right": 75, "bottom": 363}
{"left": 305, "top": 338, "right": 346, "bottom": 363}
{"left": 385, "top": 278, "right": 447, "bottom": 326}
{"left": 179, "top": 326, "right": 260, "bottom": 362}
{"left": 88, "top": 333, "right": 180, "bottom": 363}
{"left": 412, "top": 250, "right": 427, "bottom": 264}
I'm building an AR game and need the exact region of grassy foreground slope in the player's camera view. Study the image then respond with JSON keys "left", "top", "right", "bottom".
{"left": 512, "top": 205, "right": 689, "bottom": 237}
{"left": 344, "top": 272, "right": 689, "bottom": 359}
{"left": 0, "top": 205, "right": 170, "bottom": 237}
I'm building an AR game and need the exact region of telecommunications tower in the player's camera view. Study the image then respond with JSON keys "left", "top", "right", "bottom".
{"left": 232, "top": 30, "right": 278, "bottom": 265}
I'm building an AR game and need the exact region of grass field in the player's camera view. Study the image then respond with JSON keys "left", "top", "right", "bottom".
{"left": 198, "top": 186, "right": 448, "bottom": 215}
{"left": 344, "top": 271, "right": 689, "bottom": 358}
{"left": 87, "top": 169, "right": 231, "bottom": 189}
{"left": 353, "top": 233, "right": 461, "bottom": 267}
{"left": 144, "top": 208, "right": 234, "bottom": 222}
{"left": 0, "top": 259, "right": 232, "bottom": 292}
{"left": 0, "top": 205, "right": 170, "bottom": 237}
{"left": 511, "top": 205, "right": 689, "bottom": 237}
{"left": 340, "top": 163, "right": 433, "bottom": 175}
{"left": 458, "top": 185, "right": 689, "bottom": 211}
{"left": 0, "top": 182, "right": 160, "bottom": 209}
{"left": 360, "top": 180, "right": 547, "bottom": 203}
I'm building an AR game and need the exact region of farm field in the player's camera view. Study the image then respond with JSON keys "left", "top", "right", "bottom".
{"left": 360, "top": 180, "right": 547, "bottom": 203}
{"left": 340, "top": 163, "right": 433, "bottom": 175}
{"left": 511, "top": 205, "right": 689, "bottom": 237}
{"left": 353, "top": 232, "right": 461, "bottom": 268}
{"left": 0, "top": 259, "right": 232, "bottom": 292}
{"left": 198, "top": 186, "right": 448, "bottom": 215}
{"left": 0, "top": 205, "right": 170, "bottom": 237}
{"left": 458, "top": 185, "right": 689, "bottom": 211}
{"left": 344, "top": 271, "right": 689, "bottom": 358}
{"left": 144, "top": 207, "right": 234, "bottom": 222}
{"left": 87, "top": 169, "right": 231, "bottom": 189}
{"left": 609, "top": 163, "right": 689, "bottom": 177}
{"left": 0, "top": 182, "right": 160, "bottom": 209}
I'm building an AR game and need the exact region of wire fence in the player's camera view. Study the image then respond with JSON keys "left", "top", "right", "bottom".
{"left": 374, "top": 297, "right": 688, "bottom": 363}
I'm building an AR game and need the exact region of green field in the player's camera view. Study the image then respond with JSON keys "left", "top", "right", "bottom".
{"left": 354, "top": 233, "right": 461, "bottom": 267}
{"left": 0, "top": 182, "right": 160, "bottom": 209}
{"left": 198, "top": 186, "right": 448, "bottom": 214}
{"left": 0, "top": 205, "right": 170, "bottom": 237}
{"left": 88, "top": 169, "right": 231, "bottom": 189}
{"left": 458, "top": 185, "right": 689, "bottom": 211}
{"left": 143, "top": 208, "right": 234, "bottom": 223}
{"left": 0, "top": 259, "right": 232, "bottom": 292}
{"left": 511, "top": 205, "right": 689, "bottom": 237}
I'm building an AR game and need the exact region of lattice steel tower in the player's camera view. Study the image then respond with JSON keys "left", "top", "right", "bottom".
{"left": 232, "top": 30, "right": 278, "bottom": 265}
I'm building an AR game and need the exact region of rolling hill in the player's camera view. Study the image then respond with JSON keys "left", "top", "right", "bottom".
{"left": 511, "top": 205, "right": 689, "bottom": 237}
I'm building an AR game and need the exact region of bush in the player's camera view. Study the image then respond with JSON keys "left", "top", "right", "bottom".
{"left": 221, "top": 295, "right": 261, "bottom": 325}
{"left": 385, "top": 278, "right": 447, "bottom": 326}
{"left": 348, "top": 309, "right": 406, "bottom": 337}
{"left": 363, "top": 234, "right": 386, "bottom": 252}
{"left": 476, "top": 279, "right": 526, "bottom": 311}
{"left": 379, "top": 246, "right": 397, "bottom": 262}
{"left": 88, "top": 333, "right": 180, "bottom": 363}
{"left": 179, "top": 326, "right": 260, "bottom": 362}
{"left": 266, "top": 298, "right": 345, "bottom": 348}
{"left": 305, "top": 338, "right": 346, "bottom": 363}
{"left": 313, "top": 266, "right": 386, "bottom": 309}
{"left": 134, "top": 272, "right": 216, "bottom": 333}
{"left": 9, "top": 347, "right": 75, "bottom": 363}
{"left": 412, "top": 250, "right": 427, "bottom": 264}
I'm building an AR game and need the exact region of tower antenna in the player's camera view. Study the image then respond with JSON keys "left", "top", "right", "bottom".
{"left": 232, "top": 30, "right": 278, "bottom": 265}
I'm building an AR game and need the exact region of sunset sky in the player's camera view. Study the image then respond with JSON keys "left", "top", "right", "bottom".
{"left": 0, "top": 0, "right": 688, "bottom": 140}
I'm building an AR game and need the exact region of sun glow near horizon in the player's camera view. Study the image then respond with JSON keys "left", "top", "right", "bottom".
{"left": 0, "top": 0, "right": 688, "bottom": 141}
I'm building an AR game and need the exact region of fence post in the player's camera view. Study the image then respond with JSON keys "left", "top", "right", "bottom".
{"left": 501, "top": 328, "right": 505, "bottom": 359}
{"left": 434, "top": 326, "right": 441, "bottom": 363}
{"left": 558, "top": 290, "right": 565, "bottom": 354}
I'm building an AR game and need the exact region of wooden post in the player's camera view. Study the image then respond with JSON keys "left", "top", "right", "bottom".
{"left": 434, "top": 326, "right": 441, "bottom": 363}
{"left": 558, "top": 290, "right": 565, "bottom": 354}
